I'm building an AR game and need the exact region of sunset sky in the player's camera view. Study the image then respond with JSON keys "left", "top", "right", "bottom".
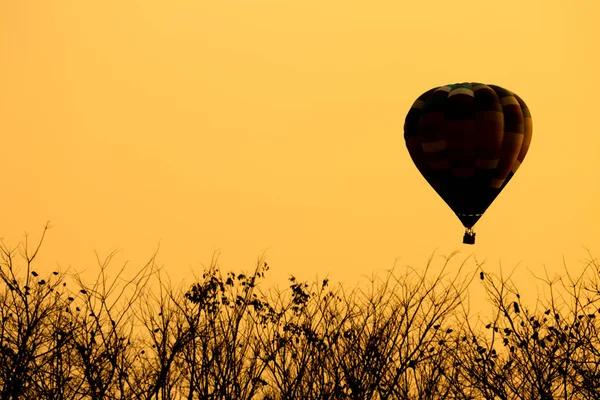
{"left": 1, "top": 1, "right": 598, "bottom": 296}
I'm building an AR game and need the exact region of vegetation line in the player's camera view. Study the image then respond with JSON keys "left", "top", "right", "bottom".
{"left": 1, "top": 224, "right": 599, "bottom": 399}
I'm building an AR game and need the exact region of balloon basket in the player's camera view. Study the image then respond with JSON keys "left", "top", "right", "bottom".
{"left": 463, "top": 229, "right": 476, "bottom": 245}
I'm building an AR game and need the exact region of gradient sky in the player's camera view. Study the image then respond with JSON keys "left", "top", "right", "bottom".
{"left": 1, "top": 1, "right": 598, "bottom": 295}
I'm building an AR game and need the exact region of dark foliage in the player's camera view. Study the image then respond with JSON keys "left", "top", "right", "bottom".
{"left": 1, "top": 224, "right": 599, "bottom": 399}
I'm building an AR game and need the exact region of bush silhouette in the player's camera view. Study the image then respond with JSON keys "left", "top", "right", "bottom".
{"left": 1, "top": 224, "right": 599, "bottom": 399}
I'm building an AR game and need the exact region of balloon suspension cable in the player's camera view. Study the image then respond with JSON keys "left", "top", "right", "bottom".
{"left": 463, "top": 228, "right": 476, "bottom": 245}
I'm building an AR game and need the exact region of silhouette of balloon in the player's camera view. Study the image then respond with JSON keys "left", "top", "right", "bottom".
{"left": 404, "top": 83, "right": 532, "bottom": 244}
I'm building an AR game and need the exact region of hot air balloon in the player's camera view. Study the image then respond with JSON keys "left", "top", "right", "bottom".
{"left": 404, "top": 83, "right": 532, "bottom": 244}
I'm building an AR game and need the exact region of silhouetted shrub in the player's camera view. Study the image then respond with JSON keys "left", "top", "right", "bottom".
{"left": 1, "top": 225, "right": 600, "bottom": 399}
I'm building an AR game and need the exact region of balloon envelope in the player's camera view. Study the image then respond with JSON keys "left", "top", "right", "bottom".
{"left": 404, "top": 83, "right": 532, "bottom": 242}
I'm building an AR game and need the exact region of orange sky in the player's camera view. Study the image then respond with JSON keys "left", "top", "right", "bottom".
{"left": 0, "top": 1, "right": 598, "bottom": 296}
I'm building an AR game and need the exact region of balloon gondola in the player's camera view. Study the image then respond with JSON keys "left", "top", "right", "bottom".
{"left": 404, "top": 83, "right": 532, "bottom": 244}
